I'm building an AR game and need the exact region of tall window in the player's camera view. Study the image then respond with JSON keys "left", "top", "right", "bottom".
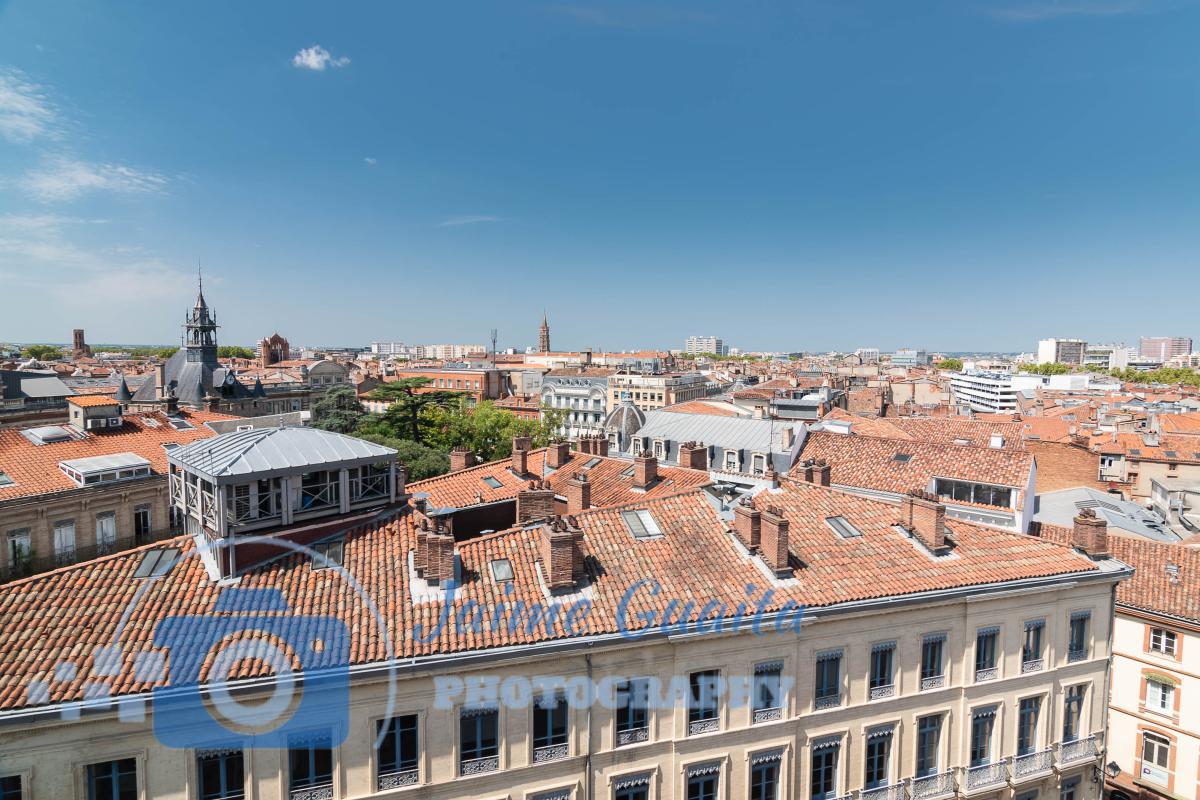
{"left": 133, "top": 504, "right": 152, "bottom": 541}
{"left": 86, "top": 758, "right": 137, "bottom": 800}
{"left": 864, "top": 729, "right": 893, "bottom": 789}
{"left": 288, "top": 734, "right": 333, "bottom": 793}
{"left": 916, "top": 715, "right": 942, "bottom": 777}
{"left": 1068, "top": 612, "right": 1090, "bottom": 662}
{"left": 869, "top": 643, "right": 896, "bottom": 697}
{"left": 688, "top": 670, "right": 720, "bottom": 733}
{"left": 1060, "top": 777, "right": 1081, "bottom": 800}
{"left": 750, "top": 755, "right": 782, "bottom": 800}
{"left": 975, "top": 627, "right": 999, "bottom": 680}
{"left": 459, "top": 708, "right": 499, "bottom": 773}
{"left": 753, "top": 662, "right": 783, "bottom": 720}
{"left": 810, "top": 741, "right": 840, "bottom": 800}
{"left": 686, "top": 765, "right": 719, "bottom": 800}
{"left": 1017, "top": 697, "right": 1042, "bottom": 756}
{"left": 921, "top": 635, "right": 946, "bottom": 688}
{"left": 1062, "top": 685, "right": 1085, "bottom": 742}
{"left": 533, "top": 692, "right": 569, "bottom": 760}
{"left": 1022, "top": 620, "right": 1045, "bottom": 669}
{"left": 815, "top": 651, "right": 841, "bottom": 708}
{"left": 197, "top": 749, "right": 244, "bottom": 800}
{"left": 615, "top": 678, "right": 649, "bottom": 744}
{"left": 1149, "top": 627, "right": 1178, "bottom": 658}
{"left": 1146, "top": 678, "right": 1175, "bottom": 714}
{"left": 970, "top": 708, "right": 996, "bottom": 767}
{"left": 95, "top": 512, "right": 117, "bottom": 552}
{"left": 1141, "top": 732, "right": 1172, "bottom": 786}
{"left": 53, "top": 519, "right": 75, "bottom": 564}
{"left": 377, "top": 714, "right": 419, "bottom": 785}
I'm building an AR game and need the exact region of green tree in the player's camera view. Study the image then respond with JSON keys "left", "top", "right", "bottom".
{"left": 218, "top": 345, "right": 255, "bottom": 360}
{"left": 1021, "top": 362, "right": 1071, "bottom": 376}
{"left": 423, "top": 399, "right": 567, "bottom": 461}
{"left": 354, "top": 433, "right": 451, "bottom": 480}
{"left": 155, "top": 346, "right": 179, "bottom": 359}
{"left": 23, "top": 344, "right": 63, "bottom": 361}
{"left": 364, "top": 378, "right": 461, "bottom": 443}
{"left": 935, "top": 357, "right": 963, "bottom": 371}
{"left": 311, "top": 385, "right": 366, "bottom": 434}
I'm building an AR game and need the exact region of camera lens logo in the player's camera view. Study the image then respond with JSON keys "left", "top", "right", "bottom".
{"left": 152, "top": 586, "right": 351, "bottom": 749}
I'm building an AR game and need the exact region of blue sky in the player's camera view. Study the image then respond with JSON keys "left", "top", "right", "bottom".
{"left": 1, "top": 0, "right": 1197, "bottom": 352}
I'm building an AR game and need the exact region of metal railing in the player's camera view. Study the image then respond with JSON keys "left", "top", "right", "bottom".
{"left": 753, "top": 706, "right": 783, "bottom": 723}
{"left": 688, "top": 718, "right": 719, "bottom": 735}
{"left": 1013, "top": 749, "right": 1053, "bottom": 779}
{"left": 973, "top": 667, "right": 997, "bottom": 683}
{"left": 1067, "top": 648, "right": 1088, "bottom": 663}
{"left": 376, "top": 769, "right": 419, "bottom": 791}
{"left": 533, "top": 743, "right": 568, "bottom": 763}
{"left": 1021, "top": 658, "right": 1044, "bottom": 674}
{"left": 616, "top": 726, "right": 648, "bottom": 746}
{"left": 909, "top": 771, "right": 955, "bottom": 800}
{"left": 289, "top": 785, "right": 334, "bottom": 800}
{"left": 920, "top": 675, "right": 945, "bottom": 691}
{"left": 1058, "top": 735, "right": 1097, "bottom": 765}
{"left": 860, "top": 782, "right": 906, "bottom": 800}
{"left": 815, "top": 694, "right": 841, "bottom": 710}
{"left": 459, "top": 755, "right": 499, "bottom": 776}
{"left": 964, "top": 759, "right": 1009, "bottom": 792}
{"left": 869, "top": 684, "right": 896, "bottom": 700}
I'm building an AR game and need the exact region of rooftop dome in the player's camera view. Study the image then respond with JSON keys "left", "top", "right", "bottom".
{"left": 603, "top": 394, "right": 645, "bottom": 441}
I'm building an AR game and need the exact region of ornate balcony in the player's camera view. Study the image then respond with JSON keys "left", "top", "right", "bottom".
{"left": 289, "top": 786, "right": 334, "bottom": 800}
{"left": 754, "top": 706, "right": 784, "bottom": 723}
{"left": 1058, "top": 735, "right": 1097, "bottom": 765}
{"left": 1067, "top": 648, "right": 1088, "bottom": 663}
{"left": 860, "top": 782, "right": 907, "bottom": 800}
{"left": 1012, "top": 749, "right": 1053, "bottom": 781}
{"left": 459, "top": 755, "right": 499, "bottom": 776}
{"left": 616, "top": 726, "right": 648, "bottom": 746}
{"left": 964, "top": 760, "right": 1008, "bottom": 793}
{"left": 920, "top": 675, "right": 945, "bottom": 691}
{"left": 688, "top": 718, "right": 719, "bottom": 735}
{"left": 909, "top": 771, "right": 955, "bottom": 800}
{"left": 869, "top": 684, "right": 896, "bottom": 701}
{"left": 377, "top": 769, "right": 419, "bottom": 791}
{"left": 534, "top": 743, "right": 568, "bottom": 763}
{"left": 973, "top": 667, "right": 997, "bottom": 683}
{"left": 1021, "top": 658, "right": 1044, "bottom": 674}
{"left": 815, "top": 694, "right": 841, "bottom": 710}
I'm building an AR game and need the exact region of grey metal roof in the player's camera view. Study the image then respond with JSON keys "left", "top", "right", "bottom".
{"left": 59, "top": 452, "right": 151, "bottom": 474}
{"left": 632, "top": 410, "right": 800, "bottom": 455}
{"left": 1034, "top": 487, "right": 1182, "bottom": 544}
{"left": 169, "top": 426, "right": 397, "bottom": 482}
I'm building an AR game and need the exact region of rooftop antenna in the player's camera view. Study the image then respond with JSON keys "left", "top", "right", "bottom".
{"left": 490, "top": 328, "right": 498, "bottom": 368}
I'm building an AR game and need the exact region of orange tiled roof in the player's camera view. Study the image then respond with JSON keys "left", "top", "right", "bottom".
{"left": 66, "top": 395, "right": 119, "bottom": 407}
{"left": 0, "top": 411, "right": 232, "bottom": 501}
{"left": 661, "top": 400, "right": 744, "bottom": 417}
{"left": 1089, "top": 432, "right": 1200, "bottom": 464}
{"left": 0, "top": 481, "right": 1103, "bottom": 713}
{"left": 1159, "top": 412, "right": 1200, "bottom": 436}
{"left": 408, "top": 448, "right": 711, "bottom": 511}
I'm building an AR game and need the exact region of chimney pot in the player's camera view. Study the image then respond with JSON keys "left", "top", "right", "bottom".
{"left": 449, "top": 447, "right": 476, "bottom": 472}
{"left": 566, "top": 472, "right": 592, "bottom": 514}
{"left": 759, "top": 507, "right": 791, "bottom": 575}
{"left": 547, "top": 440, "right": 571, "bottom": 469}
{"left": 733, "top": 500, "right": 761, "bottom": 550}
{"left": 1071, "top": 508, "right": 1110, "bottom": 559}
{"left": 634, "top": 452, "right": 658, "bottom": 489}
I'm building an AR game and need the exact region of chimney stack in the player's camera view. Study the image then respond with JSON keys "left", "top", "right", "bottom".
{"left": 679, "top": 441, "right": 708, "bottom": 471}
{"left": 511, "top": 435, "right": 532, "bottom": 476}
{"left": 155, "top": 361, "right": 168, "bottom": 401}
{"left": 517, "top": 480, "right": 556, "bottom": 523}
{"left": 634, "top": 452, "right": 658, "bottom": 489}
{"left": 594, "top": 435, "right": 609, "bottom": 457}
{"left": 733, "top": 498, "right": 761, "bottom": 550}
{"left": 540, "top": 516, "right": 583, "bottom": 590}
{"left": 899, "top": 491, "right": 949, "bottom": 555}
{"left": 547, "top": 440, "right": 571, "bottom": 469}
{"left": 425, "top": 526, "right": 455, "bottom": 585}
{"left": 566, "top": 472, "right": 591, "bottom": 514}
{"left": 759, "top": 506, "right": 791, "bottom": 575}
{"left": 413, "top": 516, "right": 431, "bottom": 575}
{"left": 1071, "top": 508, "right": 1110, "bottom": 559}
{"left": 813, "top": 459, "right": 831, "bottom": 487}
{"left": 449, "top": 447, "right": 476, "bottom": 472}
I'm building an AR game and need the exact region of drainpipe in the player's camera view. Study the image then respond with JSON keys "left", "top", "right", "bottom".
{"left": 585, "top": 649, "right": 594, "bottom": 800}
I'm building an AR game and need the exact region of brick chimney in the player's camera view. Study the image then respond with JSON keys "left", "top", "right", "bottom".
{"left": 799, "top": 459, "right": 815, "bottom": 483}
{"left": 577, "top": 436, "right": 592, "bottom": 456}
{"left": 759, "top": 505, "right": 791, "bottom": 575}
{"left": 594, "top": 436, "right": 610, "bottom": 457}
{"left": 1071, "top": 508, "right": 1110, "bottom": 559}
{"left": 634, "top": 453, "right": 658, "bottom": 489}
{"left": 679, "top": 441, "right": 708, "bottom": 471}
{"left": 449, "top": 447, "right": 476, "bottom": 472}
{"left": 425, "top": 528, "right": 455, "bottom": 585}
{"left": 512, "top": 435, "right": 532, "bottom": 476}
{"left": 517, "top": 480, "right": 556, "bottom": 523}
{"left": 813, "top": 459, "right": 831, "bottom": 487}
{"left": 566, "top": 472, "right": 591, "bottom": 514}
{"left": 733, "top": 498, "right": 761, "bottom": 550}
{"left": 540, "top": 516, "right": 583, "bottom": 590}
{"left": 547, "top": 440, "right": 571, "bottom": 469}
{"left": 899, "top": 491, "right": 949, "bottom": 555}
{"left": 413, "top": 516, "right": 430, "bottom": 575}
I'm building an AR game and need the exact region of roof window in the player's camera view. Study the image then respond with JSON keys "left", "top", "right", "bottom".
{"left": 893, "top": 453, "right": 913, "bottom": 463}
{"left": 313, "top": 539, "right": 344, "bottom": 568}
{"left": 490, "top": 558, "right": 514, "bottom": 582}
{"left": 621, "top": 509, "right": 663, "bottom": 540}
{"left": 133, "top": 547, "right": 180, "bottom": 578}
{"left": 0, "top": 471, "right": 14, "bottom": 488}
{"left": 482, "top": 476, "right": 503, "bottom": 489}
{"left": 825, "top": 516, "right": 863, "bottom": 539}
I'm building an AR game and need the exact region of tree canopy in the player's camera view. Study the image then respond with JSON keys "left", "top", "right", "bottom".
{"left": 935, "top": 357, "right": 963, "bottom": 371}
{"left": 310, "top": 385, "right": 366, "bottom": 434}
{"left": 218, "top": 345, "right": 256, "bottom": 360}
{"left": 1020, "top": 362, "right": 1072, "bottom": 376}
{"left": 22, "top": 344, "right": 63, "bottom": 361}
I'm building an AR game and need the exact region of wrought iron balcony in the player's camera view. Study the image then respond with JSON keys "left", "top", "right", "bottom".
{"left": 754, "top": 706, "right": 784, "bottom": 723}
{"left": 1012, "top": 749, "right": 1053, "bottom": 780}
{"left": 1067, "top": 648, "right": 1088, "bottom": 663}
{"left": 869, "top": 684, "right": 896, "bottom": 700}
{"left": 459, "top": 755, "right": 499, "bottom": 776}
{"left": 964, "top": 760, "right": 1008, "bottom": 792}
{"left": 860, "top": 782, "right": 906, "bottom": 800}
{"left": 376, "top": 769, "right": 419, "bottom": 791}
{"left": 815, "top": 694, "right": 841, "bottom": 710}
{"left": 1058, "top": 735, "right": 1097, "bottom": 765}
{"left": 973, "top": 667, "right": 997, "bottom": 683}
{"left": 909, "top": 771, "right": 955, "bottom": 800}
{"left": 920, "top": 675, "right": 945, "bottom": 691}
{"left": 688, "top": 718, "right": 719, "bottom": 735}
{"left": 616, "top": 726, "right": 648, "bottom": 746}
{"left": 289, "top": 785, "right": 334, "bottom": 800}
{"left": 1021, "top": 658, "right": 1044, "bottom": 674}
{"left": 533, "top": 743, "right": 568, "bottom": 763}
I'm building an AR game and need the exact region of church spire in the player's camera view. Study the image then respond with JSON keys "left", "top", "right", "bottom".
{"left": 538, "top": 310, "right": 551, "bottom": 352}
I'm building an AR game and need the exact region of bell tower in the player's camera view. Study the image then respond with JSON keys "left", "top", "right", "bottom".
{"left": 184, "top": 270, "right": 219, "bottom": 364}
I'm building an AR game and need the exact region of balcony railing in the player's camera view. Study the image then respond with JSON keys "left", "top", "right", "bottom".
{"left": 616, "top": 726, "right": 648, "bottom": 746}
{"left": 1058, "top": 735, "right": 1097, "bottom": 765}
{"left": 533, "top": 743, "right": 568, "bottom": 763}
{"left": 1013, "top": 749, "right": 1053, "bottom": 780}
{"left": 753, "top": 706, "right": 783, "bottom": 723}
{"left": 920, "top": 675, "right": 945, "bottom": 691}
{"left": 1067, "top": 648, "right": 1088, "bottom": 663}
{"left": 964, "top": 760, "right": 1008, "bottom": 792}
{"left": 459, "top": 755, "right": 499, "bottom": 776}
{"left": 376, "top": 769, "right": 419, "bottom": 791}
{"left": 973, "top": 667, "right": 997, "bottom": 683}
{"left": 860, "top": 782, "right": 906, "bottom": 800}
{"left": 1021, "top": 658, "right": 1044, "bottom": 674}
{"left": 869, "top": 684, "right": 896, "bottom": 700}
{"left": 289, "top": 785, "right": 334, "bottom": 800}
{"left": 815, "top": 694, "right": 841, "bottom": 710}
{"left": 688, "top": 718, "right": 719, "bottom": 735}
{"left": 909, "top": 771, "right": 955, "bottom": 800}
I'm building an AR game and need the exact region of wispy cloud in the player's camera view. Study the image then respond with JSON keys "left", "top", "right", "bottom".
{"left": 0, "top": 67, "right": 58, "bottom": 143}
{"left": 292, "top": 45, "right": 350, "bottom": 71}
{"left": 984, "top": 0, "right": 1163, "bottom": 21}
{"left": 19, "top": 157, "right": 168, "bottom": 202}
{"left": 438, "top": 215, "right": 501, "bottom": 228}
{"left": 364, "top": 156, "right": 378, "bottom": 166}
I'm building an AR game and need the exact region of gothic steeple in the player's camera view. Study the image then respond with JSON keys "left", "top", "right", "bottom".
{"left": 538, "top": 310, "right": 551, "bottom": 353}
{"left": 184, "top": 269, "right": 219, "bottom": 363}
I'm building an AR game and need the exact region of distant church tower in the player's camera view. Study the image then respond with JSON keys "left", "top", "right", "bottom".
{"left": 71, "top": 329, "right": 91, "bottom": 359}
{"left": 185, "top": 274, "right": 219, "bottom": 364}
{"left": 538, "top": 312, "right": 551, "bottom": 352}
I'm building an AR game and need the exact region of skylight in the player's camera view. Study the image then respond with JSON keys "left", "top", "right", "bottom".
{"left": 133, "top": 547, "right": 180, "bottom": 578}
{"left": 313, "top": 539, "right": 344, "bottom": 568}
{"left": 621, "top": 465, "right": 635, "bottom": 477}
{"left": 0, "top": 471, "right": 14, "bottom": 488}
{"left": 490, "top": 558, "right": 514, "bottom": 582}
{"left": 825, "top": 516, "right": 863, "bottom": 538}
{"left": 583, "top": 457, "right": 602, "bottom": 469}
{"left": 621, "top": 509, "right": 663, "bottom": 540}
{"left": 1128, "top": 448, "right": 1141, "bottom": 455}
{"left": 1164, "top": 450, "right": 1178, "bottom": 459}
{"left": 482, "top": 476, "right": 503, "bottom": 489}
{"left": 893, "top": 453, "right": 913, "bottom": 463}
{"left": 168, "top": 418, "right": 195, "bottom": 431}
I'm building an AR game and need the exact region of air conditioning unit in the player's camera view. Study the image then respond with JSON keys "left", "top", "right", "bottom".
{"left": 85, "top": 418, "right": 105, "bottom": 430}
{"left": 108, "top": 417, "right": 123, "bottom": 427}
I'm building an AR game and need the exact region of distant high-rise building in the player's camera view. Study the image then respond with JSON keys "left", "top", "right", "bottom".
{"left": 890, "top": 348, "right": 929, "bottom": 366}
{"left": 1036, "top": 338, "right": 1086, "bottom": 366}
{"left": 538, "top": 312, "right": 551, "bottom": 353}
{"left": 854, "top": 347, "right": 880, "bottom": 363}
{"left": 71, "top": 328, "right": 91, "bottom": 359}
{"left": 1139, "top": 336, "right": 1192, "bottom": 362}
{"left": 685, "top": 336, "right": 727, "bottom": 356}
{"left": 370, "top": 341, "right": 407, "bottom": 356}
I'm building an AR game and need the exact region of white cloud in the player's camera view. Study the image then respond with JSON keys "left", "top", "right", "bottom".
{"left": 292, "top": 45, "right": 350, "bottom": 71}
{"left": 438, "top": 215, "right": 501, "bottom": 228}
{"left": 0, "top": 67, "right": 57, "bottom": 143}
{"left": 364, "top": 157, "right": 378, "bottom": 166}
{"left": 19, "top": 157, "right": 168, "bottom": 203}
{"left": 985, "top": 0, "right": 1160, "bottom": 20}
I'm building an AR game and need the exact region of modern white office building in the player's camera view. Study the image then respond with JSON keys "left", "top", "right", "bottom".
{"left": 685, "top": 336, "right": 727, "bottom": 356}
{"left": 1037, "top": 339, "right": 1087, "bottom": 366}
